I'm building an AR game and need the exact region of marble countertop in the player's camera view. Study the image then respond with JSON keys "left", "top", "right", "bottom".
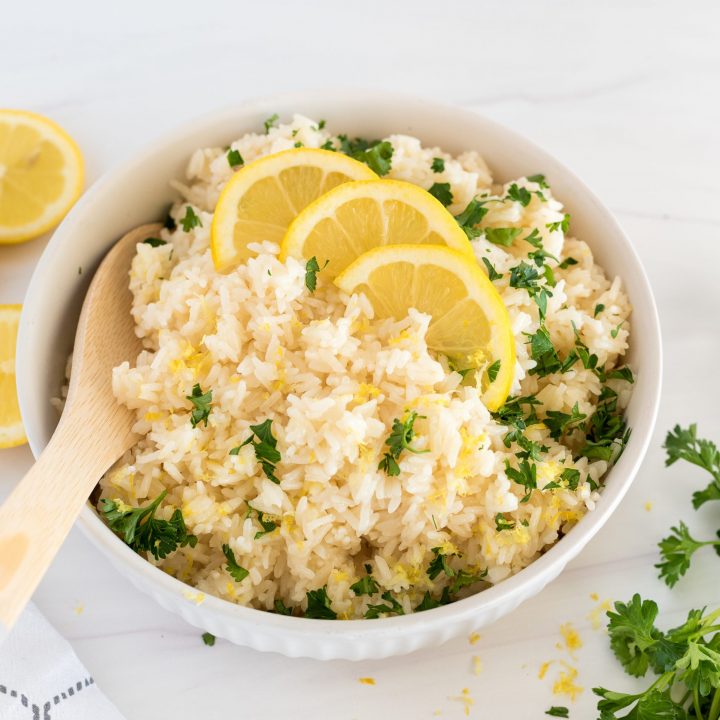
{"left": 2, "top": 1, "right": 720, "bottom": 717}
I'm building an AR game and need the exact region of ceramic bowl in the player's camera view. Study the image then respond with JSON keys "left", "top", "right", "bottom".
{"left": 16, "top": 91, "right": 662, "bottom": 660}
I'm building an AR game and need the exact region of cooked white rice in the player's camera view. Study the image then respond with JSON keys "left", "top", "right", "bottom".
{"left": 99, "top": 114, "right": 632, "bottom": 618}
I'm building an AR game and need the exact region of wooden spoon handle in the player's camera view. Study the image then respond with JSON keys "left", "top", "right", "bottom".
{"left": 0, "top": 412, "right": 134, "bottom": 630}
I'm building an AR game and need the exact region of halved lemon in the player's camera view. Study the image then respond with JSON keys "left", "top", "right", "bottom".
{"left": 281, "top": 179, "right": 475, "bottom": 279}
{"left": 0, "top": 305, "right": 26, "bottom": 448}
{"left": 0, "top": 110, "right": 84, "bottom": 244}
{"left": 335, "top": 245, "right": 515, "bottom": 410}
{"left": 211, "top": 148, "right": 377, "bottom": 271}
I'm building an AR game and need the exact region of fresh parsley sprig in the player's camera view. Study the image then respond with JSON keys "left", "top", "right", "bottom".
{"left": 594, "top": 594, "right": 720, "bottom": 719}
{"left": 378, "top": 411, "right": 429, "bottom": 476}
{"left": 656, "top": 425, "right": 720, "bottom": 587}
{"left": 101, "top": 491, "right": 197, "bottom": 560}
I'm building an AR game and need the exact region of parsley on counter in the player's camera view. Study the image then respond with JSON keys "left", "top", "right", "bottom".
{"left": 201, "top": 632, "right": 216, "bottom": 646}
{"left": 545, "top": 707, "right": 569, "bottom": 717}
{"left": 594, "top": 594, "right": 720, "bottom": 720}
{"left": 186, "top": 383, "right": 212, "bottom": 428}
{"left": 378, "top": 411, "right": 429, "bottom": 476}
{"left": 100, "top": 491, "right": 197, "bottom": 560}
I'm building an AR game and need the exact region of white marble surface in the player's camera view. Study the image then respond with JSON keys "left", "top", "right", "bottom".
{"left": 2, "top": 1, "right": 720, "bottom": 717}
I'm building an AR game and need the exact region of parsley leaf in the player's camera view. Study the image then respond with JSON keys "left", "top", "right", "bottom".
{"left": 545, "top": 708, "right": 569, "bottom": 718}
{"left": 428, "top": 182, "right": 453, "bottom": 206}
{"left": 454, "top": 198, "right": 489, "bottom": 239}
{"left": 202, "top": 632, "right": 216, "bottom": 646}
{"left": 487, "top": 359, "right": 501, "bottom": 383}
{"left": 664, "top": 424, "right": 720, "bottom": 509}
{"left": 222, "top": 543, "right": 249, "bottom": 582}
{"left": 305, "top": 256, "right": 329, "bottom": 292}
{"left": 527, "top": 174, "right": 549, "bottom": 189}
{"left": 350, "top": 564, "right": 379, "bottom": 596}
{"left": 241, "top": 419, "right": 282, "bottom": 484}
{"left": 656, "top": 522, "right": 720, "bottom": 588}
{"left": 364, "top": 591, "right": 405, "bottom": 619}
{"left": 338, "top": 135, "right": 394, "bottom": 175}
{"left": 481, "top": 257, "right": 503, "bottom": 281}
{"left": 559, "top": 468, "right": 581, "bottom": 490}
{"left": 246, "top": 502, "right": 277, "bottom": 539}
{"left": 263, "top": 113, "right": 279, "bottom": 133}
{"left": 594, "top": 303, "right": 605, "bottom": 317}
{"left": 143, "top": 237, "right": 166, "bottom": 247}
{"left": 607, "top": 594, "right": 663, "bottom": 677}
{"left": 431, "top": 157, "right": 445, "bottom": 173}
{"left": 448, "top": 568, "right": 487, "bottom": 594}
{"left": 378, "top": 412, "right": 429, "bottom": 475}
{"left": 580, "top": 385, "right": 630, "bottom": 463}
{"left": 186, "top": 383, "right": 212, "bottom": 428}
{"left": 305, "top": 586, "right": 337, "bottom": 619}
{"left": 100, "top": 491, "right": 197, "bottom": 560}
{"left": 484, "top": 227, "right": 522, "bottom": 247}
{"left": 180, "top": 206, "right": 202, "bottom": 232}
{"left": 495, "top": 513, "right": 516, "bottom": 531}
{"left": 227, "top": 148, "right": 244, "bottom": 168}
{"left": 544, "top": 402, "right": 587, "bottom": 441}
{"left": 557, "top": 256, "right": 578, "bottom": 269}
{"left": 526, "top": 326, "right": 564, "bottom": 376}
{"left": 547, "top": 213, "right": 571, "bottom": 233}
{"left": 506, "top": 183, "right": 532, "bottom": 206}
{"left": 505, "top": 458, "right": 537, "bottom": 502}
{"left": 274, "top": 599, "right": 294, "bottom": 616}
{"left": 427, "top": 546, "right": 456, "bottom": 580}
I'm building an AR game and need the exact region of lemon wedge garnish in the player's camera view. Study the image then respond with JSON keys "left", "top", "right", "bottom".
{"left": 211, "top": 148, "right": 377, "bottom": 271}
{"left": 0, "top": 110, "right": 84, "bottom": 244}
{"left": 0, "top": 305, "right": 27, "bottom": 448}
{"left": 335, "top": 245, "right": 515, "bottom": 410}
{"left": 281, "top": 179, "right": 475, "bottom": 279}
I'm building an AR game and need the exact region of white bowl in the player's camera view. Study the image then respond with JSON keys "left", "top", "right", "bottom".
{"left": 17, "top": 91, "right": 662, "bottom": 660}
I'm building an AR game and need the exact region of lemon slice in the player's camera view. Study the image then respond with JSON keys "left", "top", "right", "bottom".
{"left": 0, "top": 110, "right": 84, "bottom": 244}
{"left": 335, "top": 245, "right": 515, "bottom": 410}
{"left": 281, "top": 179, "right": 475, "bottom": 279}
{"left": 211, "top": 148, "right": 377, "bottom": 271}
{"left": 0, "top": 305, "right": 27, "bottom": 448}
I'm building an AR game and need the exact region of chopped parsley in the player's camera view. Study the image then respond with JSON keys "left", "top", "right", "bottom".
{"left": 305, "top": 256, "right": 328, "bottom": 292}
{"left": 163, "top": 206, "right": 177, "bottom": 231}
{"left": 594, "top": 594, "right": 720, "bottom": 720}
{"left": 274, "top": 599, "right": 294, "bottom": 616}
{"left": 495, "top": 513, "right": 516, "bottom": 531}
{"left": 426, "top": 547, "right": 487, "bottom": 594}
{"left": 364, "top": 591, "right": 405, "bottom": 619}
{"left": 481, "top": 257, "right": 503, "bottom": 281}
{"left": 431, "top": 157, "right": 445, "bottom": 173}
{"left": 180, "top": 206, "right": 202, "bottom": 232}
{"left": 559, "top": 468, "right": 581, "bottom": 491}
{"left": 320, "top": 139, "right": 335, "bottom": 151}
{"left": 186, "top": 383, "right": 212, "bottom": 428}
{"left": 350, "top": 564, "right": 379, "bottom": 596}
{"left": 202, "top": 632, "right": 216, "bottom": 646}
{"left": 415, "top": 589, "right": 452, "bottom": 612}
{"left": 527, "top": 174, "right": 549, "bottom": 189}
{"left": 143, "top": 237, "right": 166, "bottom": 247}
{"left": 547, "top": 213, "right": 571, "bottom": 233}
{"left": 557, "top": 256, "right": 578, "bottom": 269}
{"left": 378, "top": 411, "right": 429, "bottom": 476}
{"left": 263, "top": 113, "right": 279, "bottom": 133}
{"left": 508, "top": 261, "right": 552, "bottom": 320}
{"left": 505, "top": 458, "right": 537, "bottom": 502}
{"left": 492, "top": 395, "right": 542, "bottom": 448}
{"left": 338, "top": 135, "right": 393, "bottom": 176}
{"left": 227, "top": 148, "right": 244, "bottom": 168}
{"left": 611, "top": 322, "right": 623, "bottom": 339}
{"left": 239, "top": 419, "right": 281, "bottom": 484}
{"left": 506, "top": 183, "right": 532, "bottom": 206}
{"left": 594, "top": 303, "right": 605, "bottom": 317}
{"left": 428, "top": 182, "right": 453, "bottom": 206}
{"left": 222, "top": 544, "right": 249, "bottom": 582}
{"left": 293, "top": 141, "right": 303, "bottom": 148}
{"left": 317, "top": 119, "right": 326, "bottom": 130}
{"left": 545, "top": 707, "right": 569, "bottom": 717}
{"left": 247, "top": 503, "right": 277, "bottom": 539}
{"left": 487, "top": 359, "right": 501, "bottom": 383}
{"left": 484, "top": 227, "right": 522, "bottom": 247}
{"left": 101, "top": 491, "right": 197, "bottom": 560}
{"left": 305, "top": 586, "right": 337, "bottom": 619}
{"left": 526, "top": 326, "right": 564, "bottom": 376}
{"left": 454, "top": 198, "right": 489, "bottom": 240}
{"left": 544, "top": 402, "right": 587, "bottom": 441}
{"left": 427, "top": 546, "right": 456, "bottom": 580}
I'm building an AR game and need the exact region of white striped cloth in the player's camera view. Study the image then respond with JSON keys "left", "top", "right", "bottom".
{"left": 0, "top": 604, "right": 124, "bottom": 720}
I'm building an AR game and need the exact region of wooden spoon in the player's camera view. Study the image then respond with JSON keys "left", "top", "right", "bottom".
{"left": 0, "top": 223, "right": 161, "bottom": 638}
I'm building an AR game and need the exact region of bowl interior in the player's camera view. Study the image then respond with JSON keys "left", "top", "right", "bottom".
{"left": 16, "top": 91, "right": 661, "bottom": 657}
